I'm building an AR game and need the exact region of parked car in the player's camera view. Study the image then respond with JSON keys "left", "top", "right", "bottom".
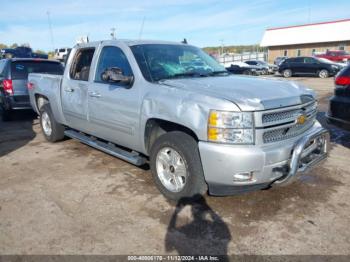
{"left": 315, "top": 50, "right": 350, "bottom": 63}
{"left": 54, "top": 47, "right": 72, "bottom": 61}
{"left": 278, "top": 56, "right": 342, "bottom": 78}
{"left": 28, "top": 40, "right": 329, "bottom": 200}
{"left": 245, "top": 60, "right": 278, "bottom": 74}
{"left": 0, "top": 58, "right": 64, "bottom": 121}
{"left": 327, "top": 65, "right": 350, "bottom": 130}
{"left": 274, "top": 56, "right": 288, "bottom": 66}
{"left": 0, "top": 46, "right": 48, "bottom": 59}
{"left": 317, "top": 57, "right": 347, "bottom": 68}
{"left": 226, "top": 62, "right": 262, "bottom": 75}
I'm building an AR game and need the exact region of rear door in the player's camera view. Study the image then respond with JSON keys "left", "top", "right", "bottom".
{"left": 290, "top": 57, "right": 305, "bottom": 74}
{"left": 61, "top": 47, "right": 96, "bottom": 132}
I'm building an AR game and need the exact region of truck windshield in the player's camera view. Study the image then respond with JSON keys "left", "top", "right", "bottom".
{"left": 11, "top": 61, "right": 64, "bottom": 80}
{"left": 131, "top": 44, "right": 228, "bottom": 82}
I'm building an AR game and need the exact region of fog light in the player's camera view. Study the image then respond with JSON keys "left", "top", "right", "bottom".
{"left": 233, "top": 172, "right": 253, "bottom": 182}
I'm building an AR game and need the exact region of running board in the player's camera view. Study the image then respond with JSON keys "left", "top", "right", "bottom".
{"left": 64, "top": 130, "right": 147, "bottom": 166}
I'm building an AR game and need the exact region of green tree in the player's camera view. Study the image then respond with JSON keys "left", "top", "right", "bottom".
{"left": 10, "top": 43, "right": 18, "bottom": 48}
{"left": 0, "top": 43, "right": 8, "bottom": 49}
{"left": 35, "top": 50, "right": 47, "bottom": 54}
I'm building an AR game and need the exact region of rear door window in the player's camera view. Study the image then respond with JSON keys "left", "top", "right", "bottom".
{"left": 293, "top": 57, "right": 304, "bottom": 63}
{"left": 70, "top": 48, "right": 95, "bottom": 81}
{"left": 11, "top": 61, "right": 64, "bottom": 80}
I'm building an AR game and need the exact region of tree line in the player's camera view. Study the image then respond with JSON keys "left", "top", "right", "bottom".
{"left": 0, "top": 42, "right": 48, "bottom": 55}
{"left": 203, "top": 44, "right": 266, "bottom": 54}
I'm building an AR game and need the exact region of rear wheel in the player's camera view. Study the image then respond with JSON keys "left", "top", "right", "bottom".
{"left": 283, "top": 69, "right": 292, "bottom": 78}
{"left": 150, "top": 131, "right": 207, "bottom": 201}
{"left": 40, "top": 103, "right": 65, "bottom": 142}
{"left": 318, "top": 69, "right": 329, "bottom": 78}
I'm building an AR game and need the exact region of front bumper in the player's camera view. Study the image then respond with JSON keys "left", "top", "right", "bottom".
{"left": 198, "top": 123, "right": 329, "bottom": 196}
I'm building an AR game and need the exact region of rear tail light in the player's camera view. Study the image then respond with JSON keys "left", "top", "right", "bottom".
{"left": 335, "top": 76, "right": 350, "bottom": 86}
{"left": 3, "top": 79, "right": 13, "bottom": 95}
{"left": 27, "top": 82, "right": 34, "bottom": 90}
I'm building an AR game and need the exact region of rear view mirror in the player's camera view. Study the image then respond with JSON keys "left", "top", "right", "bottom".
{"left": 101, "top": 67, "right": 133, "bottom": 86}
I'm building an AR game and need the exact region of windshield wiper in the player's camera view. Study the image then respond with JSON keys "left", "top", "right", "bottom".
{"left": 172, "top": 72, "right": 209, "bottom": 78}
{"left": 158, "top": 72, "right": 208, "bottom": 81}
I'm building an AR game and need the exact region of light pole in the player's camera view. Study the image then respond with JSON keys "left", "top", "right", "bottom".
{"left": 46, "top": 11, "right": 55, "bottom": 51}
{"left": 110, "top": 28, "right": 116, "bottom": 40}
{"left": 220, "top": 39, "right": 224, "bottom": 56}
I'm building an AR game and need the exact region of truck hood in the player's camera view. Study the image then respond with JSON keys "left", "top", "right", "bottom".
{"left": 160, "top": 75, "right": 315, "bottom": 111}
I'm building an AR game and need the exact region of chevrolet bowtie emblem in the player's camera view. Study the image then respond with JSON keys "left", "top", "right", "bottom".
{"left": 296, "top": 114, "right": 307, "bottom": 125}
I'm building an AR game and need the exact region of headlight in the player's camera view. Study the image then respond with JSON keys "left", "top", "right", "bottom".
{"left": 208, "top": 110, "right": 254, "bottom": 144}
{"left": 331, "top": 65, "right": 339, "bottom": 70}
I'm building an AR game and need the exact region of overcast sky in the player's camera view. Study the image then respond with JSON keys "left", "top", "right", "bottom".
{"left": 0, "top": 0, "right": 349, "bottom": 51}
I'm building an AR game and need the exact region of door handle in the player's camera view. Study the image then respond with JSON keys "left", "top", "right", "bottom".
{"left": 89, "top": 91, "right": 101, "bottom": 98}
{"left": 65, "top": 87, "right": 74, "bottom": 92}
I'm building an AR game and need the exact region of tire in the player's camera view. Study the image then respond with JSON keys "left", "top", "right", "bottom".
{"left": 318, "top": 69, "right": 329, "bottom": 78}
{"left": 40, "top": 103, "right": 65, "bottom": 142}
{"left": 1, "top": 108, "right": 12, "bottom": 122}
{"left": 150, "top": 131, "right": 207, "bottom": 201}
{"left": 242, "top": 70, "right": 251, "bottom": 75}
{"left": 282, "top": 69, "right": 292, "bottom": 78}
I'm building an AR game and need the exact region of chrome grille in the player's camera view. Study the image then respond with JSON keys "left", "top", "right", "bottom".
{"left": 262, "top": 102, "right": 317, "bottom": 125}
{"left": 260, "top": 101, "right": 317, "bottom": 144}
{"left": 263, "top": 118, "right": 315, "bottom": 143}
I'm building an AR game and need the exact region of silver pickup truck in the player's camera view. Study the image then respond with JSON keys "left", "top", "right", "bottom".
{"left": 28, "top": 40, "right": 329, "bottom": 200}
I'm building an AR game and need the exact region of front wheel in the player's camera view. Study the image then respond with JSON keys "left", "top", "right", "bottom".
{"left": 150, "top": 131, "right": 207, "bottom": 201}
{"left": 40, "top": 103, "right": 65, "bottom": 142}
{"left": 318, "top": 69, "right": 329, "bottom": 78}
{"left": 282, "top": 69, "right": 292, "bottom": 78}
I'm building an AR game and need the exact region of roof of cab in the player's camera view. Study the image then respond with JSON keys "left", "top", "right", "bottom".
{"left": 75, "top": 39, "right": 188, "bottom": 48}
{"left": 7, "top": 58, "right": 61, "bottom": 63}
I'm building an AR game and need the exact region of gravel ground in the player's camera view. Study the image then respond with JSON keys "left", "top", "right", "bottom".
{"left": 0, "top": 77, "right": 349, "bottom": 255}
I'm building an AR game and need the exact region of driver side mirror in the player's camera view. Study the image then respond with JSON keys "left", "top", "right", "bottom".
{"left": 101, "top": 67, "right": 133, "bottom": 86}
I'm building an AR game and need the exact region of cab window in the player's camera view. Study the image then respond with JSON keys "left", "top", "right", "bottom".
{"left": 70, "top": 48, "right": 95, "bottom": 81}
{"left": 95, "top": 46, "right": 133, "bottom": 84}
{"left": 304, "top": 57, "right": 317, "bottom": 63}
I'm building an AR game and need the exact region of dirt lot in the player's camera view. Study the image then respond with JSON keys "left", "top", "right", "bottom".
{"left": 0, "top": 77, "right": 349, "bottom": 255}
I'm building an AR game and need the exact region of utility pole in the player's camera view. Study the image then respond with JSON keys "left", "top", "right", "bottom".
{"left": 46, "top": 11, "right": 55, "bottom": 51}
{"left": 220, "top": 39, "right": 224, "bottom": 56}
{"left": 307, "top": 0, "right": 311, "bottom": 23}
{"left": 110, "top": 27, "right": 116, "bottom": 40}
{"left": 138, "top": 16, "right": 146, "bottom": 40}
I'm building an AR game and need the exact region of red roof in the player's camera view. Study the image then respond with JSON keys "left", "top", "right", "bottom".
{"left": 267, "top": 18, "right": 350, "bottom": 31}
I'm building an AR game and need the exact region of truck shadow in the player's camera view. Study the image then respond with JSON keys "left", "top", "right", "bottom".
{"left": 165, "top": 194, "right": 231, "bottom": 259}
{"left": 0, "top": 110, "right": 37, "bottom": 157}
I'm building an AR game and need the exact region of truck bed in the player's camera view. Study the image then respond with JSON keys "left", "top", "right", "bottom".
{"left": 28, "top": 73, "right": 64, "bottom": 122}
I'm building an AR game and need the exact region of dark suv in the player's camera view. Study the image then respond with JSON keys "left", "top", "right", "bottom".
{"left": 327, "top": 65, "right": 350, "bottom": 130}
{"left": 278, "top": 56, "right": 342, "bottom": 78}
{"left": 0, "top": 58, "right": 63, "bottom": 121}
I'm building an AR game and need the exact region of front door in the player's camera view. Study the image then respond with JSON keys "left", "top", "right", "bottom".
{"left": 303, "top": 57, "right": 318, "bottom": 75}
{"left": 87, "top": 45, "right": 140, "bottom": 150}
{"left": 61, "top": 48, "right": 95, "bottom": 132}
